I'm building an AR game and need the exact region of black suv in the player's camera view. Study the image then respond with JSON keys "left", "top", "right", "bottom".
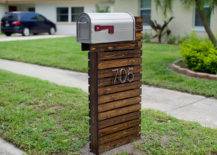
{"left": 1, "top": 12, "right": 57, "bottom": 36}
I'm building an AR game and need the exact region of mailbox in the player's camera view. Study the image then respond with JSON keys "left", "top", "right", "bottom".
{"left": 77, "top": 13, "right": 135, "bottom": 44}
{"left": 78, "top": 15, "right": 143, "bottom": 155}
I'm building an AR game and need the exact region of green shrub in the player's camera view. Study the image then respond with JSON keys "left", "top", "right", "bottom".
{"left": 180, "top": 34, "right": 217, "bottom": 74}
{"left": 167, "top": 35, "right": 178, "bottom": 44}
{"left": 143, "top": 33, "right": 151, "bottom": 43}
{"left": 178, "top": 35, "right": 190, "bottom": 44}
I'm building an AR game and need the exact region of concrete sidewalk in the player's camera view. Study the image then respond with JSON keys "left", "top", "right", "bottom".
{"left": 0, "top": 59, "right": 216, "bottom": 128}
{"left": 0, "top": 139, "right": 24, "bottom": 155}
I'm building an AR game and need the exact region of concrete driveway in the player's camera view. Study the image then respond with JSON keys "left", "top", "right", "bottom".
{"left": 0, "top": 34, "right": 69, "bottom": 42}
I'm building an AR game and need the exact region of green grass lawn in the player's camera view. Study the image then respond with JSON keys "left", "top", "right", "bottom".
{"left": 0, "top": 37, "right": 88, "bottom": 72}
{"left": 0, "top": 70, "right": 89, "bottom": 154}
{"left": 0, "top": 70, "right": 217, "bottom": 154}
{"left": 0, "top": 37, "right": 217, "bottom": 98}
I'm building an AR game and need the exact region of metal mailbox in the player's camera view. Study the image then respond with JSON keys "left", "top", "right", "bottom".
{"left": 77, "top": 13, "right": 135, "bottom": 44}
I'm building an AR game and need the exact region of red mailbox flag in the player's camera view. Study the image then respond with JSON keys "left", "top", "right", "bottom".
{"left": 95, "top": 25, "right": 114, "bottom": 34}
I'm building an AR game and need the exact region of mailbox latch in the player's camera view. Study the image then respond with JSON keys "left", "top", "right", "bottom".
{"left": 95, "top": 25, "right": 114, "bottom": 34}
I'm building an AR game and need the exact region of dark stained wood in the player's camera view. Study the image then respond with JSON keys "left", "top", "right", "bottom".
{"left": 135, "top": 17, "right": 143, "bottom": 33}
{"left": 98, "top": 58, "right": 142, "bottom": 69}
{"left": 99, "top": 119, "right": 140, "bottom": 137}
{"left": 99, "top": 111, "right": 141, "bottom": 129}
{"left": 99, "top": 126, "right": 140, "bottom": 145}
{"left": 98, "top": 73, "right": 142, "bottom": 87}
{"left": 98, "top": 66, "right": 142, "bottom": 79}
{"left": 87, "top": 17, "right": 143, "bottom": 154}
{"left": 98, "top": 97, "right": 141, "bottom": 113}
{"left": 98, "top": 50, "right": 141, "bottom": 61}
{"left": 135, "top": 16, "right": 143, "bottom": 23}
{"left": 90, "top": 41, "right": 142, "bottom": 52}
{"left": 98, "top": 81, "right": 141, "bottom": 96}
{"left": 99, "top": 104, "right": 141, "bottom": 121}
{"left": 136, "top": 32, "right": 143, "bottom": 41}
{"left": 99, "top": 134, "right": 140, "bottom": 153}
{"left": 88, "top": 51, "right": 99, "bottom": 154}
{"left": 99, "top": 89, "right": 141, "bottom": 104}
{"left": 136, "top": 28, "right": 143, "bottom": 33}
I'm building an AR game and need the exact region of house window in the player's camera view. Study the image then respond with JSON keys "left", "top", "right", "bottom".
{"left": 57, "top": 7, "right": 69, "bottom": 22}
{"left": 140, "top": 0, "right": 151, "bottom": 26}
{"left": 71, "top": 7, "right": 84, "bottom": 22}
{"left": 8, "top": 6, "right": 17, "bottom": 12}
{"left": 28, "top": 7, "right": 35, "bottom": 12}
{"left": 195, "top": 5, "right": 211, "bottom": 27}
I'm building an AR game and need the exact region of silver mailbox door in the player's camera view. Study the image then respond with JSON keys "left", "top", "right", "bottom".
{"left": 77, "top": 16, "right": 91, "bottom": 43}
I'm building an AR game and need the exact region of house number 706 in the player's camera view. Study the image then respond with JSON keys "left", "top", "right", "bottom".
{"left": 112, "top": 67, "right": 135, "bottom": 84}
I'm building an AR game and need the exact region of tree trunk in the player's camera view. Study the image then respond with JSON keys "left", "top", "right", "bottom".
{"left": 158, "top": 32, "right": 162, "bottom": 43}
{"left": 195, "top": 0, "right": 217, "bottom": 48}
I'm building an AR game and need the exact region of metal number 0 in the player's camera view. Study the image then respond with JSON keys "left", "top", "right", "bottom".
{"left": 112, "top": 68, "right": 135, "bottom": 84}
{"left": 119, "top": 68, "right": 128, "bottom": 84}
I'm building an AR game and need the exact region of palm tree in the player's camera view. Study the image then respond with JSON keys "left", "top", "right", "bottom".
{"left": 154, "top": 0, "right": 217, "bottom": 48}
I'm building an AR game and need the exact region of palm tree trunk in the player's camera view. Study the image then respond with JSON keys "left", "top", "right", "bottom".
{"left": 195, "top": 0, "right": 217, "bottom": 48}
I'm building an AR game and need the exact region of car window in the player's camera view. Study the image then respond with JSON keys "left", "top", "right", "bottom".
{"left": 20, "top": 13, "right": 36, "bottom": 21}
{"left": 37, "top": 15, "right": 46, "bottom": 21}
{"left": 2, "top": 13, "right": 18, "bottom": 21}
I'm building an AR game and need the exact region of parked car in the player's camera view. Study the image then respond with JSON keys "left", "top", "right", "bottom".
{"left": 1, "top": 11, "right": 57, "bottom": 36}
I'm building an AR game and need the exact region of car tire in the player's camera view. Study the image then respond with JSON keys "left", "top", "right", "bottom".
{"left": 49, "top": 27, "right": 56, "bottom": 35}
{"left": 22, "top": 28, "right": 31, "bottom": 36}
{"left": 5, "top": 33, "right": 12, "bottom": 36}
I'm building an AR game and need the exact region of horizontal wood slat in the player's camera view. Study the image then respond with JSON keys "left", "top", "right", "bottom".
{"left": 90, "top": 41, "right": 142, "bottom": 52}
{"left": 98, "top": 66, "right": 142, "bottom": 79}
{"left": 99, "top": 134, "right": 140, "bottom": 153}
{"left": 98, "top": 81, "right": 141, "bottom": 96}
{"left": 136, "top": 28, "right": 143, "bottom": 33}
{"left": 98, "top": 58, "right": 142, "bottom": 69}
{"left": 98, "top": 73, "right": 141, "bottom": 87}
{"left": 135, "top": 16, "right": 143, "bottom": 23}
{"left": 99, "top": 111, "right": 141, "bottom": 129}
{"left": 136, "top": 32, "right": 143, "bottom": 41}
{"left": 99, "top": 104, "right": 141, "bottom": 121}
{"left": 99, "top": 126, "right": 140, "bottom": 145}
{"left": 98, "top": 97, "right": 141, "bottom": 113}
{"left": 99, "top": 119, "right": 140, "bottom": 137}
{"left": 99, "top": 89, "right": 141, "bottom": 104}
{"left": 98, "top": 50, "right": 141, "bottom": 61}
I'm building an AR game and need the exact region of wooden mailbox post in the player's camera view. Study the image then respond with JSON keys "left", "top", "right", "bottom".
{"left": 78, "top": 14, "right": 143, "bottom": 154}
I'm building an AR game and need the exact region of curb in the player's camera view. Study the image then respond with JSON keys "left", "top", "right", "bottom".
{"left": 170, "top": 59, "right": 217, "bottom": 80}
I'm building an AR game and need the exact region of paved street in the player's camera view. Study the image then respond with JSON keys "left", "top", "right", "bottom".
{"left": 0, "top": 59, "right": 217, "bottom": 128}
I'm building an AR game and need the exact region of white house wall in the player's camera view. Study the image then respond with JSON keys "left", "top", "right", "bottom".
{"left": 210, "top": 7, "right": 217, "bottom": 35}
{"left": 150, "top": 0, "right": 194, "bottom": 37}
{"left": 35, "top": 0, "right": 111, "bottom": 35}
{"left": 113, "top": 0, "right": 217, "bottom": 37}
{"left": 113, "top": 0, "right": 139, "bottom": 16}
{"left": 0, "top": 4, "right": 7, "bottom": 19}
